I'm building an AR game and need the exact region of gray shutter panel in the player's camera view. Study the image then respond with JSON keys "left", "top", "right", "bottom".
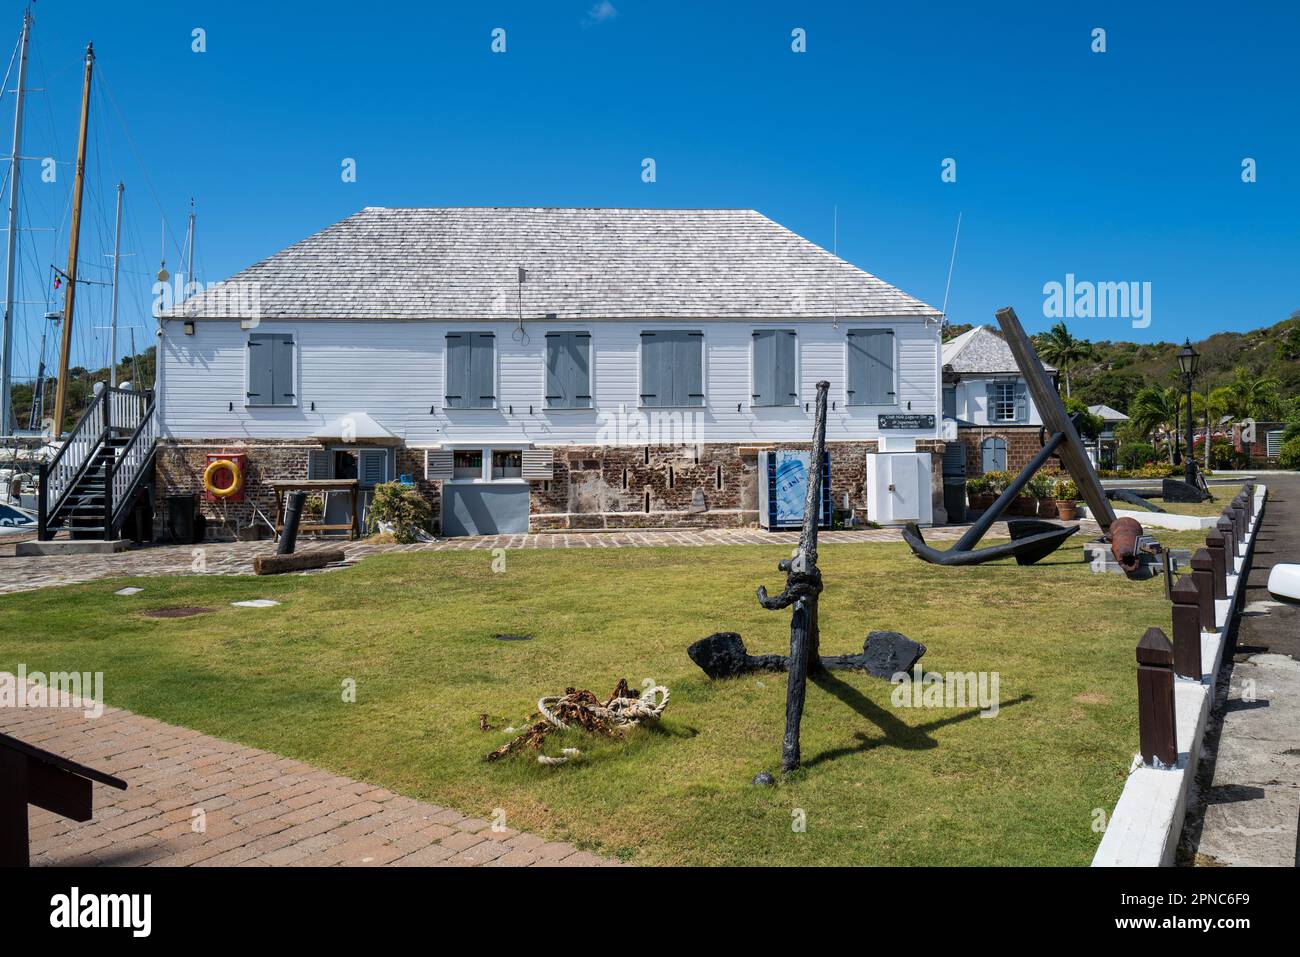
{"left": 1014, "top": 380, "right": 1029, "bottom": 422}
{"left": 981, "top": 438, "right": 1005, "bottom": 473}
{"left": 308, "top": 449, "right": 332, "bottom": 479}
{"left": 985, "top": 381, "right": 998, "bottom": 423}
{"left": 425, "top": 450, "right": 453, "bottom": 480}
{"left": 470, "top": 332, "right": 495, "bottom": 407}
{"left": 943, "top": 385, "right": 957, "bottom": 418}
{"left": 358, "top": 449, "right": 388, "bottom": 487}
{"left": 545, "top": 334, "right": 567, "bottom": 408}
{"left": 521, "top": 449, "right": 554, "bottom": 479}
{"left": 864, "top": 330, "right": 894, "bottom": 404}
{"left": 570, "top": 333, "right": 591, "bottom": 407}
{"left": 640, "top": 332, "right": 665, "bottom": 406}
{"left": 752, "top": 330, "right": 776, "bottom": 406}
{"left": 846, "top": 331, "right": 865, "bottom": 405}
{"left": 271, "top": 335, "right": 295, "bottom": 406}
{"left": 778, "top": 330, "right": 797, "bottom": 404}
{"left": 445, "top": 334, "right": 467, "bottom": 409}
{"left": 676, "top": 332, "right": 704, "bottom": 407}
{"left": 246, "top": 335, "right": 272, "bottom": 403}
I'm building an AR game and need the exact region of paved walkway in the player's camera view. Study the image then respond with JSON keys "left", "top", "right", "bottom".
{"left": 1, "top": 683, "right": 619, "bottom": 867}
{"left": 1181, "top": 474, "right": 1300, "bottom": 867}
{"left": 0, "top": 520, "right": 1075, "bottom": 595}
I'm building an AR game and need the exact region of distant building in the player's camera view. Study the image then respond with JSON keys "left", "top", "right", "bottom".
{"left": 941, "top": 325, "right": 1057, "bottom": 476}
{"left": 1086, "top": 404, "right": 1128, "bottom": 469}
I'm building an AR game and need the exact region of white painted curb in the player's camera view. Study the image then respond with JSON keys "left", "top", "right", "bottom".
{"left": 1091, "top": 485, "right": 1265, "bottom": 867}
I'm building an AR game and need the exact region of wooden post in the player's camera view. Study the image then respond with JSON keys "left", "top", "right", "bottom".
{"left": 1204, "top": 529, "right": 1228, "bottom": 600}
{"left": 1136, "top": 627, "right": 1178, "bottom": 767}
{"left": 1190, "top": 549, "right": 1217, "bottom": 632}
{"left": 1169, "top": 577, "right": 1203, "bottom": 680}
{"left": 0, "top": 747, "right": 29, "bottom": 867}
{"left": 1216, "top": 517, "right": 1236, "bottom": 572}
{"left": 1225, "top": 506, "right": 1245, "bottom": 553}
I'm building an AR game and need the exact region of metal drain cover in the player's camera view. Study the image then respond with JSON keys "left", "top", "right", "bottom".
{"left": 493, "top": 633, "right": 533, "bottom": 642}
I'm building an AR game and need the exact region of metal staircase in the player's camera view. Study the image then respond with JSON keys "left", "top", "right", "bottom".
{"left": 37, "top": 386, "right": 158, "bottom": 542}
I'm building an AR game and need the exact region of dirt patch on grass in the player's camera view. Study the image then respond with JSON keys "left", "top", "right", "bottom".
{"left": 144, "top": 607, "right": 214, "bottom": 619}
{"left": 1073, "top": 691, "right": 1112, "bottom": 705}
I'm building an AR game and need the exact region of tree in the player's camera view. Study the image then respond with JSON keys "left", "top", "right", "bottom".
{"left": 1129, "top": 385, "right": 1183, "bottom": 463}
{"left": 1223, "top": 366, "right": 1281, "bottom": 420}
{"left": 1034, "top": 321, "right": 1096, "bottom": 398}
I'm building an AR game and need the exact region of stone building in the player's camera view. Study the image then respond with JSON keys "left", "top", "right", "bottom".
{"left": 156, "top": 207, "right": 947, "bottom": 537}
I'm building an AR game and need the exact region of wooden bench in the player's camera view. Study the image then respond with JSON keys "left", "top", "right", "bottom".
{"left": 0, "top": 731, "right": 127, "bottom": 867}
{"left": 268, "top": 479, "right": 360, "bottom": 540}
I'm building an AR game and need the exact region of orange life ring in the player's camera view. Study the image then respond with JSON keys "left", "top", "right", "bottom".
{"left": 203, "top": 458, "right": 244, "bottom": 499}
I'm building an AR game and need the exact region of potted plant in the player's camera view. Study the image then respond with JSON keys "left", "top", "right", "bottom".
{"left": 1054, "top": 478, "right": 1079, "bottom": 520}
{"left": 965, "top": 475, "right": 991, "bottom": 512}
{"left": 982, "top": 470, "right": 1010, "bottom": 512}
{"left": 1028, "top": 474, "right": 1056, "bottom": 517}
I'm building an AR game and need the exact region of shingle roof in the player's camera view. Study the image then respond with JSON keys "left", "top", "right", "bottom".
{"left": 171, "top": 207, "right": 940, "bottom": 321}
{"left": 942, "top": 325, "right": 1055, "bottom": 374}
{"left": 1087, "top": 404, "right": 1128, "bottom": 422}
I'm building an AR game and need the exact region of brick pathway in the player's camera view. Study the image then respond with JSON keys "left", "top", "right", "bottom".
{"left": 0, "top": 521, "right": 1087, "bottom": 595}
{"left": 1, "top": 682, "right": 619, "bottom": 867}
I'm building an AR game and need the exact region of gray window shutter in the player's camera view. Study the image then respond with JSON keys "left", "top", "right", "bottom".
{"left": 247, "top": 335, "right": 272, "bottom": 404}
{"left": 675, "top": 332, "right": 704, "bottom": 407}
{"left": 777, "top": 330, "right": 797, "bottom": 404}
{"left": 752, "top": 331, "right": 776, "bottom": 406}
{"left": 358, "top": 449, "right": 388, "bottom": 487}
{"left": 445, "top": 334, "right": 467, "bottom": 408}
{"left": 847, "top": 330, "right": 894, "bottom": 405}
{"left": 521, "top": 449, "right": 554, "bottom": 479}
{"left": 1014, "top": 380, "right": 1029, "bottom": 422}
{"left": 425, "top": 449, "right": 453, "bottom": 480}
{"left": 308, "top": 449, "right": 332, "bottom": 479}
{"left": 640, "top": 332, "right": 666, "bottom": 406}
{"left": 753, "top": 330, "right": 796, "bottom": 406}
{"left": 470, "top": 332, "right": 495, "bottom": 408}
{"left": 943, "top": 385, "right": 957, "bottom": 418}
{"left": 985, "top": 381, "right": 998, "bottom": 423}
{"left": 271, "top": 335, "right": 295, "bottom": 405}
{"left": 546, "top": 332, "right": 591, "bottom": 409}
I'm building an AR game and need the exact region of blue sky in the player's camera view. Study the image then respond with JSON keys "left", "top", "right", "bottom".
{"left": 6, "top": 0, "right": 1299, "bottom": 378}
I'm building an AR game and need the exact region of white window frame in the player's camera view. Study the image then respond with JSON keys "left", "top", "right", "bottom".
{"left": 991, "top": 380, "right": 1017, "bottom": 423}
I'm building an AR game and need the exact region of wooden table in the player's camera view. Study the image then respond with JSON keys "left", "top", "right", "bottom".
{"left": 268, "top": 479, "right": 361, "bottom": 540}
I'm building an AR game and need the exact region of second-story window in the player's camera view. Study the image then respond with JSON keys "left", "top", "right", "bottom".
{"left": 751, "top": 329, "right": 797, "bottom": 406}
{"left": 545, "top": 332, "right": 592, "bottom": 409}
{"left": 246, "top": 333, "right": 295, "bottom": 407}
{"left": 640, "top": 330, "right": 704, "bottom": 407}
{"left": 989, "top": 380, "right": 1026, "bottom": 422}
{"left": 445, "top": 331, "right": 495, "bottom": 409}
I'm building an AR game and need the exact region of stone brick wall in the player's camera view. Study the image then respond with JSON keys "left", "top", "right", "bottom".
{"left": 956, "top": 426, "right": 1041, "bottom": 477}
{"left": 531, "top": 439, "right": 945, "bottom": 530}
{"left": 156, "top": 438, "right": 943, "bottom": 538}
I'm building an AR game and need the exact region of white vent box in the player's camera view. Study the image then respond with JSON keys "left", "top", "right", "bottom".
{"left": 866, "top": 451, "right": 933, "bottom": 526}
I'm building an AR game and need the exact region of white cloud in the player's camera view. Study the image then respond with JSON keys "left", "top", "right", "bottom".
{"left": 583, "top": 1, "right": 618, "bottom": 26}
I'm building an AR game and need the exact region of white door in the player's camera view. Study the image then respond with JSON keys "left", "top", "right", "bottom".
{"left": 890, "top": 455, "right": 920, "bottom": 521}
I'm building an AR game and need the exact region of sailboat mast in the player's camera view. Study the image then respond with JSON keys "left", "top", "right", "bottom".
{"left": 51, "top": 41, "right": 93, "bottom": 437}
{"left": 108, "top": 182, "right": 123, "bottom": 388}
{"left": 1, "top": 7, "right": 32, "bottom": 437}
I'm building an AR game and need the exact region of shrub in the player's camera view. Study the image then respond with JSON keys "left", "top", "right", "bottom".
{"left": 1027, "top": 474, "right": 1055, "bottom": 498}
{"left": 982, "top": 470, "right": 1012, "bottom": 495}
{"left": 1280, "top": 437, "right": 1300, "bottom": 471}
{"left": 965, "top": 476, "right": 990, "bottom": 495}
{"left": 367, "top": 482, "right": 431, "bottom": 543}
{"left": 1118, "top": 443, "right": 1156, "bottom": 472}
{"left": 1055, "top": 478, "right": 1078, "bottom": 500}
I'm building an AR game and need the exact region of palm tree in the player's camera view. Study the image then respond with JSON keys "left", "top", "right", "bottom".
{"left": 1223, "top": 367, "right": 1281, "bottom": 420}
{"left": 1129, "top": 385, "right": 1183, "bottom": 462}
{"left": 1034, "top": 321, "right": 1095, "bottom": 398}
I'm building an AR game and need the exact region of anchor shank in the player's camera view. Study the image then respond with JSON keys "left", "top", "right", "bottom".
{"left": 953, "top": 430, "right": 1066, "bottom": 552}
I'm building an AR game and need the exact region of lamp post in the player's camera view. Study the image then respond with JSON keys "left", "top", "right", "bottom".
{"left": 1175, "top": 339, "right": 1200, "bottom": 486}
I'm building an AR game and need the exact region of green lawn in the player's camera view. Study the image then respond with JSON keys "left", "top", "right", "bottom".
{"left": 0, "top": 538, "right": 1184, "bottom": 865}
{"left": 1157, "top": 484, "right": 1242, "bottom": 518}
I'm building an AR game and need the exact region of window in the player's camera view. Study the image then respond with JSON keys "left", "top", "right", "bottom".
{"left": 492, "top": 450, "right": 522, "bottom": 479}
{"left": 453, "top": 450, "right": 483, "bottom": 480}
{"left": 640, "top": 331, "right": 704, "bottom": 407}
{"left": 846, "top": 329, "right": 895, "bottom": 406}
{"left": 545, "top": 332, "right": 592, "bottom": 409}
{"left": 981, "top": 437, "right": 1007, "bottom": 472}
{"left": 246, "top": 333, "right": 295, "bottom": 406}
{"left": 987, "top": 380, "right": 1027, "bottom": 423}
{"left": 445, "top": 332, "right": 495, "bottom": 409}
{"left": 307, "top": 448, "right": 390, "bottom": 488}
{"left": 752, "top": 329, "right": 797, "bottom": 406}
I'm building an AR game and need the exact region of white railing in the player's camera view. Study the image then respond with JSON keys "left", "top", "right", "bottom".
{"left": 110, "top": 402, "right": 159, "bottom": 525}
{"left": 45, "top": 391, "right": 106, "bottom": 511}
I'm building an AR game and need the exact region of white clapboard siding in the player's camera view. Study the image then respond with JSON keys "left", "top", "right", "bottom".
{"left": 160, "top": 318, "right": 941, "bottom": 444}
